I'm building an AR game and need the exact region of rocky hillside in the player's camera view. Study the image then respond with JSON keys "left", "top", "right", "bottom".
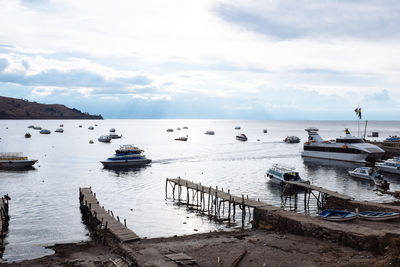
{"left": 0, "top": 96, "right": 103, "bottom": 119}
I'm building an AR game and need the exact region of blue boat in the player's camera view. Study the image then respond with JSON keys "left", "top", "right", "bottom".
{"left": 384, "top": 136, "right": 400, "bottom": 142}
{"left": 318, "top": 209, "right": 357, "bottom": 221}
{"left": 358, "top": 211, "right": 400, "bottom": 221}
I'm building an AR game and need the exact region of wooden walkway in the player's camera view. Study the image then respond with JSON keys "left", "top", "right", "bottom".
{"left": 79, "top": 188, "right": 139, "bottom": 243}
{"left": 284, "top": 181, "right": 354, "bottom": 201}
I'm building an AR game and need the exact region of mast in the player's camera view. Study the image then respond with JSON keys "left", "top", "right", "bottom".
{"left": 363, "top": 120, "right": 368, "bottom": 139}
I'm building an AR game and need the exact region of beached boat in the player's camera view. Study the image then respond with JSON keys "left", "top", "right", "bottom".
{"left": 358, "top": 211, "right": 400, "bottom": 221}
{"left": 0, "top": 152, "right": 37, "bottom": 168}
{"left": 375, "top": 157, "right": 400, "bottom": 175}
{"left": 318, "top": 210, "right": 357, "bottom": 221}
{"left": 24, "top": 133, "right": 31, "bottom": 138}
{"left": 236, "top": 134, "right": 247, "bottom": 141}
{"left": 98, "top": 135, "right": 112, "bottom": 143}
{"left": 55, "top": 128, "right": 64, "bottom": 133}
{"left": 266, "top": 164, "right": 308, "bottom": 186}
{"left": 100, "top": 145, "right": 151, "bottom": 168}
{"left": 348, "top": 167, "right": 389, "bottom": 189}
{"left": 205, "top": 130, "right": 215, "bottom": 135}
{"left": 109, "top": 133, "right": 122, "bottom": 139}
{"left": 40, "top": 129, "right": 51, "bottom": 134}
{"left": 284, "top": 136, "right": 300, "bottom": 143}
{"left": 175, "top": 135, "right": 188, "bottom": 141}
{"left": 302, "top": 128, "right": 384, "bottom": 163}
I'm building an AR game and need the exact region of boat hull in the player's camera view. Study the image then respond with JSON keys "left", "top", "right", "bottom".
{"left": 101, "top": 159, "right": 152, "bottom": 168}
{"left": 302, "top": 150, "right": 369, "bottom": 163}
{"left": 375, "top": 165, "right": 400, "bottom": 175}
{"left": 359, "top": 212, "right": 400, "bottom": 221}
{"left": 0, "top": 160, "right": 37, "bottom": 168}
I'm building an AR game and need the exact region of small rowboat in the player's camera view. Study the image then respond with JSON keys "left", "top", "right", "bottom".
{"left": 318, "top": 210, "right": 357, "bottom": 222}
{"left": 358, "top": 211, "right": 400, "bottom": 221}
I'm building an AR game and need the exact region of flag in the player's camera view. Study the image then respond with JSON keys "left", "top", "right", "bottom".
{"left": 354, "top": 107, "right": 362, "bottom": 119}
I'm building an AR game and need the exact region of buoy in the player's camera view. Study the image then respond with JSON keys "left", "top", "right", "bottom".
{"left": 89, "top": 140, "right": 94, "bottom": 144}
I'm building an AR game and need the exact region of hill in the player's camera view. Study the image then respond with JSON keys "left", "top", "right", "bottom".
{"left": 0, "top": 96, "right": 103, "bottom": 119}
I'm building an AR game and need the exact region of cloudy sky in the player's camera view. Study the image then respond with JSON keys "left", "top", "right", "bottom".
{"left": 0, "top": 0, "right": 399, "bottom": 119}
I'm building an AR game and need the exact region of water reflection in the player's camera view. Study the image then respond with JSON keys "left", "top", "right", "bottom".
{"left": 102, "top": 165, "right": 151, "bottom": 176}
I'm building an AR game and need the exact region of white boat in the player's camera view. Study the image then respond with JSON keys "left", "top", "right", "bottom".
{"left": 109, "top": 133, "right": 122, "bottom": 139}
{"left": 348, "top": 167, "right": 389, "bottom": 189}
{"left": 284, "top": 136, "right": 300, "bottom": 143}
{"left": 175, "top": 135, "right": 188, "bottom": 141}
{"left": 98, "top": 135, "right": 112, "bottom": 143}
{"left": 301, "top": 128, "right": 385, "bottom": 163}
{"left": 166, "top": 128, "right": 174, "bottom": 132}
{"left": 40, "top": 129, "right": 51, "bottom": 134}
{"left": 55, "top": 128, "right": 64, "bottom": 133}
{"left": 88, "top": 126, "right": 94, "bottom": 130}
{"left": 0, "top": 152, "right": 37, "bottom": 168}
{"left": 266, "top": 164, "right": 308, "bottom": 186}
{"left": 109, "top": 128, "right": 116, "bottom": 133}
{"left": 205, "top": 130, "right": 215, "bottom": 135}
{"left": 358, "top": 211, "right": 400, "bottom": 221}
{"left": 100, "top": 145, "right": 151, "bottom": 168}
{"left": 236, "top": 134, "right": 247, "bottom": 141}
{"left": 376, "top": 157, "right": 400, "bottom": 175}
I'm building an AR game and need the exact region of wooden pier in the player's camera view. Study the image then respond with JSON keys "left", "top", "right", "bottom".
{"left": 0, "top": 194, "right": 10, "bottom": 258}
{"left": 165, "top": 178, "right": 276, "bottom": 225}
{"left": 79, "top": 188, "right": 139, "bottom": 243}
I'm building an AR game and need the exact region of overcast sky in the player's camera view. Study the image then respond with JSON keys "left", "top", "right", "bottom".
{"left": 0, "top": 0, "right": 399, "bottom": 119}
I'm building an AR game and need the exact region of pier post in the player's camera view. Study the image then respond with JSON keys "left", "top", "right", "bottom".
{"left": 165, "top": 179, "right": 168, "bottom": 198}
{"left": 208, "top": 187, "right": 211, "bottom": 214}
{"left": 186, "top": 182, "right": 189, "bottom": 206}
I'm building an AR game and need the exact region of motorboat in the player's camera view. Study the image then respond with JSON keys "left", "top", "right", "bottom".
{"left": 27, "top": 125, "right": 34, "bottom": 129}
{"left": 40, "top": 129, "right": 51, "bottom": 134}
{"left": 358, "top": 211, "right": 400, "bottom": 221}
{"left": 109, "top": 128, "right": 116, "bottom": 133}
{"left": 318, "top": 210, "right": 357, "bottom": 222}
{"left": 98, "top": 135, "right": 112, "bottom": 143}
{"left": 177, "top": 127, "right": 181, "bottom": 130}
{"left": 236, "top": 134, "right": 247, "bottom": 141}
{"left": 348, "top": 167, "right": 389, "bottom": 189}
{"left": 33, "top": 126, "right": 42, "bottom": 130}
{"left": 59, "top": 124, "right": 64, "bottom": 127}
{"left": 375, "top": 157, "right": 400, "bottom": 174}
{"left": 55, "top": 128, "right": 64, "bottom": 133}
{"left": 266, "top": 164, "right": 308, "bottom": 186}
{"left": 205, "top": 130, "right": 215, "bottom": 135}
{"left": 166, "top": 128, "right": 174, "bottom": 132}
{"left": 235, "top": 126, "right": 241, "bottom": 130}
{"left": 183, "top": 126, "right": 188, "bottom": 129}
{"left": 175, "top": 135, "right": 188, "bottom": 141}
{"left": 109, "top": 133, "right": 122, "bottom": 139}
{"left": 0, "top": 152, "right": 37, "bottom": 168}
{"left": 24, "top": 133, "right": 31, "bottom": 138}
{"left": 301, "top": 128, "right": 385, "bottom": 163}
{"left": 88, "top": 126, "right": 94, "bottom": 130}
{"left": 284, "top": 136, "right": 300, "bottom": 143}
{"left": 384, "top": 136, "right": 400, "bottom": 142}
{"left": 100, "top": 145, "right": 151, "bottom": 168}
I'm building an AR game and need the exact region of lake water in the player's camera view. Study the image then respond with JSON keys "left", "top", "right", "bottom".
{"left": 1, "top": 119, "right": 400, "bottom": 262}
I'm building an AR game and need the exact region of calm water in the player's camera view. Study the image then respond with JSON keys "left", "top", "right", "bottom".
{"left": 1, "top": 119, "right": 400, "bottom": 262}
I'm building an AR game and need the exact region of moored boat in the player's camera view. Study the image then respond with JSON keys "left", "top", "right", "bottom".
{"left": 375, "top": 157, "right": 400, "bottom": 175}
{"left": 27, "top": 125, "right": 34, "bottom": 129}
{"left": 109, "top": 128, "right": 116, "bottom": 133}
{"left": 235, "top": 126, "right": 241, "bottom": 130}
{"left": 55, "top": 128, "right": 64, "bottom": 133}
{"left": 205, "top": 130, "right": 215, "bottom": 135}
{"left": 175, "top": 135, "right": 188, "bottom": 141}
{"left": 109, "top": 133, "right": 122, "bottom": 139}
{"left": 88, "top": 126, "right": 94, "bottom": 130}
{"left": 318, "top": 210, "right": 357, "bottom": 221}
{"left": 166, "top": 128, "right": 174, "bottom": 132}
{"left": 40, "top": 129, "right": 51, "bottom": 134}
{"left": 236, "top": 134, "right": 247, "bottom": 141}
{"left": 98, "top": 135, "right": 112, "bottom": 143}
{"left": 348, "top": 167, "right": 389, "bottom": 189}
{"left": 266, "top": 164, "right": 308, "bottom": 186}
{"left": 0, "top": 152, "right": 37, "bottom": 168}
{"left": 358, "top": 211, "right": 400, "bottom": 221}
{"left": 33, "top": 126, "right": 42, "bottom": 130}
{"left": 263, "top": 129, "right": 268, "bottom": 133}
{"left": 24, "top": 133, "right": 31, "bottom": 138}
{"left": 284, "top": 136, "right": 300, "bottom": 143}
{"left": 100, "top": 145, "right": 151, "bottom": 168}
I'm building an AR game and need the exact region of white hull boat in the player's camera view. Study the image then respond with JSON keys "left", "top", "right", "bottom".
{"left": 0, "top": 153, "right": 37, "bottom": 168}
{"left": 101, "top": 144, "right": 151, "bottom": 168}
{"left": 376, "top": 157, "right": 400, "bottom": 174}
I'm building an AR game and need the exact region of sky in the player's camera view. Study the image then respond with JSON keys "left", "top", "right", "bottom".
{"left": 0, "top": 0, "right": 399, "bottom": 119}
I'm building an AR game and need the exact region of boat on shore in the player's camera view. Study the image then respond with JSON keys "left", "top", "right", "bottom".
{"left": 348, "top": 167, "right": 389, "bottom": 189}
{"left": 302, "top": 128, "right": 384, "bottom": 163}
{"left": 318, "top": 210, "right": 357, "bottom": 221}
{"left": 100, "top": 145, "right": 151, "bottom": 168}
{"left": 375, "top": 157, "right": 400, "bottom": 175}
{"left": 266, "top": 164, "right": 308, "bottom": 186}
{"left": 236, "top": 134, "right": 247, "bottom": 141}
{"left": 0, "top": 152, "right": 38, "bottom": 168}
{"left": 98, "top": 135, "right": 112, "bottom": 143}
{"left": 358, "top": 211, "right": 400, "bottom": 221}
{"left": 284, "top": 136, "right": 300, "bottom": 143}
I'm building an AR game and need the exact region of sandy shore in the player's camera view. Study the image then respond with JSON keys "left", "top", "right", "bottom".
{"left": 1, "top": 229, "right": 387, "bottom": 266}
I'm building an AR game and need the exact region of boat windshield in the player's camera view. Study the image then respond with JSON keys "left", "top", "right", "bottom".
{"left": 335, "top": 138, "right": 365, "bottom": 144}
{"left": 283, "top": 172, "right": 299, "bottom": 181}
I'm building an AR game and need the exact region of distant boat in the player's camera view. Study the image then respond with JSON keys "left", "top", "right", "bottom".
{"left": 0, "top": 152, "right": 37, "bottom": 168}
{"left": 205, "top": 130, "right": 215, "bottom": 135}
{"left": 24, "top": 133, "right": 31, "bottom": 138}
{"left": 109, "top": 133, "right": 122, "bottom": 139}
{"left": 27, "top": 125, "right": 34, "bottom": 129}
{"left": 40, "top": 129, "right": 51, "bottom": 134}
{"left": 384, "top": 136, "right": 400, "bottom": 142}
{"left": 109, "top": 128, "right": 116, "bottom": 133}
{"left": 236, "top": 134, "right": 247, "bottom": 141}
{"left": 33, "top": 126, "right": 42, "bottom": 130}
{"left": 318, "top": 210, "right": 357, "bottom": 222}
{"left": 55, "top": 128, "right": 64, "bottom": 133}
{"left": 98, "top": 135, "right": 112, "bottom": 143}
{"left": 59, "top": 124, "right": 64, "bottom": 127}
{"left": 79, "top": 125, "right": 82, "bottom": 128}
{"left": 235, "top": 126, "right": 241, "bottom": 130}
{"left": 166, "top": 128, "right": 174, "bottom": 132}
{"left": 175, "top": 135, "right": 188, "bottom": 141}
{"left": 89, "top": 140, "right": 94, "bottom": 144}
{"left": 284, "top": 136, "right": 300, "bottom": 143}
{"left": 358, "top": 211, "right": 400, "bottom": 221}
{"left": 263, "top": 129, "right": 268, "bottom": 133}
{"left": 183, "top": 126, "right": 188, "bottom": 129}
{"left": 88, "top": 126, "right": 94, "bottom": 130}
{"left": 177, "top": 127, "right": 181, "bottom": 130}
